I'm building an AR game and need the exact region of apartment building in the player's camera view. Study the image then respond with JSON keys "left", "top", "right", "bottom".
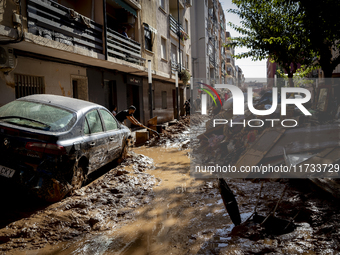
{"left": 0, "top": 0, "right": 192, "bottom": 124}
{"left": 190, "top": 0, "right": 236, "bottom": 102}
{"left": 225, "top": 31, "right": 236, "bottom": 85}
{"left": 235, "top": 65, "right": 244, "bottom": 88}
{"left": 141, "top": 0, "right": 192, "bottom": 120}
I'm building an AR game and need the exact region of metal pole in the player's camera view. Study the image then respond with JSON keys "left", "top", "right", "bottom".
{"left": 148, "top": 60, "right": 153, "bottom": 118}
{"left": 176, "top": 71, "right": 179, "bottom": 120}
{"left": 177, "top": 0, "right": 181, "bottom": 74}
{"left": 102, "top": 0, "right": 108, "bottom": 60}
{"left": 190, "top": 76, "right": 193, "bottom": 103}
{"left": 190, "top": 76, "right": 193, "bottom": 114}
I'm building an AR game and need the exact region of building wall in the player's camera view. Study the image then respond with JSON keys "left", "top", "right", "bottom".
{"left": 156, "top": 0, "right": 171, "bottom": 75}
{"left": 0, "top": 0, "right": 17, "bottom": 28}
{"left": 140, "top": 0, "right": 157, "bottom": 70}
{"left": 0, "top": 56, "right": 87, "bottom": 106}
{"left": 142, "top": 78, "right": 175, "bottom": 124}
{"left": 87, "top": 68, "right": 146, "bottom": 124}
{"left": 191, "top": 0, "right": 208, "bottom": 100}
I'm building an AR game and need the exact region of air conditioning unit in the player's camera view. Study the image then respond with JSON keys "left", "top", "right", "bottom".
{"left": 0, "top": 47, "right": 15, "bottom": 73}
{"left": 185, "top": 0, "right": 192, "bottom": 7}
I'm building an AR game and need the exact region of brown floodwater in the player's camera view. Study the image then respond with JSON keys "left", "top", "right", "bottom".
{"left": 11, "top": 146, "right": 230, "bottom": 255}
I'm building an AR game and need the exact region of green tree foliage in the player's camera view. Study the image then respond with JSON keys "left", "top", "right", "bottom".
{"left": 226, "top": 0, "right": 316, "bottom": 85}
{"left": 288, "top": 0, "right": 340, "bottom": 78}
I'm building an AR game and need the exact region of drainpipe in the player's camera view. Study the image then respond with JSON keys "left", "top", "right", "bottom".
{"left": 103, "top": 0, "right": 108, "bottom": 60}
{"left": 177, "top": 0, "right": 181, "bottom": 118}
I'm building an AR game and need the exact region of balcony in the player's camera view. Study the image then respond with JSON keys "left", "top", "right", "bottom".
{"left": 169, "top": 14, "right": 185, "bottom": 36}
{"left": 27, "top": 0, "right": 103, "bottom": 53}
{"left": 107, "top": 28, "right": 145, "bottom": 65}
{"left": 209, "top": 55, "right": 216, "bottom": 67}
{"left": 171, "top": 62, "right": 187, "bottom": 74}
{"left": 226, "top": 58, "right": 234, "bottom": 66}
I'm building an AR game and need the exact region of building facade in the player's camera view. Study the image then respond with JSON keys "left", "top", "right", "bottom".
{"left": 0, "top": 0, "right": 192, "bottom": 124}
{"left": 225, "top": 31, "right": 236, "bottom": 85}
{"left": 190, "top": 0, "right": 238, "bottom": 103}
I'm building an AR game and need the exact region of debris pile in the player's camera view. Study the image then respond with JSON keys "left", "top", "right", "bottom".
{"left": 0, "top": 152, "right": 157, "bottom": 253}
{"left": 193, "top": 101, "right": 340, "bottom": 180}
{"left": 145, "top": 115, "right": 207, "bottom": 147}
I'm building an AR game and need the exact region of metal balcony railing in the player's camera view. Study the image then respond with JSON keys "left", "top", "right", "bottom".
{"left": 171, "top": 62, "right": 187, "bottom": 74}
{"left": 209, "top": 55, "right": 215, "bottom": 66}
{"left": 107, "top": 28, "right": 145, "bottom": 65}
{"left": 169, "top": 14, "right": 185, "bottom": 35}
{"left": 27, "top": 0, "right": 103, "bottom": 53}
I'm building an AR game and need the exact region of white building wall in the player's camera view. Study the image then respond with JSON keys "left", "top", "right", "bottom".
{"left": 0, "top": 56, "right": 87, "bottom": 106}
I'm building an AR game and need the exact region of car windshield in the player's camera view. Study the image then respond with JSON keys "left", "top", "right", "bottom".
{"left": 0, "top": 100, "right": 76, "bottom": 132}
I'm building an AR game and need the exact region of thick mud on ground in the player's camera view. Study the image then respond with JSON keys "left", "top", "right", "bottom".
{"left": 0, "top": 116, "right": 340, "bottom": 254}
{"left": 0, "top": 153, "right": 157, "bottom": 254}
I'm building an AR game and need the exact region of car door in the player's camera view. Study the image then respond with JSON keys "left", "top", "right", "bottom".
{"left": 82, "top": 109, "right": 109, "bottom": 173}
{"left": 99, "top": 109, "right": 123, "bottom": 162}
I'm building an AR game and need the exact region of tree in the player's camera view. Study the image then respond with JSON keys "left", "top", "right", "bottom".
{"left": 289, "top": 0, "right": 340, "bottom": 78}
{"left": 226, "top": 0, "right": 316, "bottom": 86}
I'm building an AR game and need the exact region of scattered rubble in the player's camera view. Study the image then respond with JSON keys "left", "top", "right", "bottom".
{"left": 145, "top": 115, "right": 208, "bottom": 148}
{"left": 0, "top": 152, "right": 157, "bottom": 253}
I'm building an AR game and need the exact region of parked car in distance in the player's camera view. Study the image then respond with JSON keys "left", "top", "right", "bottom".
{"left": 0, "top": 95, "right": 131, "bottom": 202}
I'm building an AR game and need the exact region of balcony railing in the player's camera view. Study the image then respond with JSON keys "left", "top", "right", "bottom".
{"left": 209, "top": 55, "right": 215, "bottom": 67}
{"left": 107, "top": 28, "right": 145, "bottom": 65}
{"left": 27, "top": 0, "right": 103, "bottom": 53}
{"left": 171, "top": 62, "right": 187, "bottom": 74}
{"left": 169, "top": 14, "right": 185, "bottom": 35}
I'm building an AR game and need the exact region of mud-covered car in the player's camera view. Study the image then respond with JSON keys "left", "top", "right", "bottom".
{"left": 0, "top": 95, "right": 131, "bottom": 201}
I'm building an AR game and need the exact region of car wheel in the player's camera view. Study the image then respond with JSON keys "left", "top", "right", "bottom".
{"left": 71, "top": 164, "right": 85, "bottom": 191}
{"left": 117, "top": 141, "right": 128, "bottom": 164}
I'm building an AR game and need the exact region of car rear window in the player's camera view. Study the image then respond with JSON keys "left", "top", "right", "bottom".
{"left": 0, "top": 100, "right": 76, "bottom": 132}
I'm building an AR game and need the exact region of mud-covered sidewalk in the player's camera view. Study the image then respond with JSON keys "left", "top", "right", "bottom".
{"left": 0, "top": 116, "right": 340, "bottom": 254}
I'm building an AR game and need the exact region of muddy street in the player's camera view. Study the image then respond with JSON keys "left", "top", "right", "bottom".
{"left": 0, "top": 116, "right": 339, "bottom": 254}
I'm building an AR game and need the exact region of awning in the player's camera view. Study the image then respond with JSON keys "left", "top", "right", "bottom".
{"left": 114, "top": 0, "right": 137, "bottom": 17}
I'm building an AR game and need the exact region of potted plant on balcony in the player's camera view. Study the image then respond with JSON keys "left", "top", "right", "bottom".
{"left": 177, "top": 30, "right": 189, "bottom": 41}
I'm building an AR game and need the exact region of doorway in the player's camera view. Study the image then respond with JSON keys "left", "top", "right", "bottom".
{"left": 126, "top": 84, "right": 140, "bottom": 121}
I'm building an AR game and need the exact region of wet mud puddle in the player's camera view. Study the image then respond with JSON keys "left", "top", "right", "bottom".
{"left": 11, "top": 146, "right": 231, "bottom": 255}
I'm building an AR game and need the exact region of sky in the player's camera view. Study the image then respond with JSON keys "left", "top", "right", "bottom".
{"left": 219, "top": 0, "right": 267, "bottom": 79}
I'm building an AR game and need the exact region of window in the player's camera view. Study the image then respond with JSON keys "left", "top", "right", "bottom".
{"left": 84, "top": 110, "right": 103, "bottom": 134}
{"left": 0, "top": 100, "right": 76, "bottom": 132}
{"left": 144, "top": 25, "right": 152, "bottom": 51}
{"left": 171, "top": 43, "right": 177, "bottom": 66}
{"left": 14, "top": 74, "right": 44, "bottom": 99}
{"left": 100, "top": 109, "right": 118, "bottom": 131}
{"left": 160, "top": 0, "right": 165, "bottom": 9}
{"left": 185, "top": 19, "right": 188, "bottom": 33}
{"left": 161, "top": 91, "right": 167, "bottom": 109}
{"left": 208, "top": 43, "right": 213, "bottom": 55}
{"left": 161, "top": 37, "right": 167, "bottom": 60}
